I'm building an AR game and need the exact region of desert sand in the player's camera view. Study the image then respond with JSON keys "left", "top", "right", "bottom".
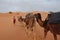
{"left": 0, "top": 11, "right": 60, "bottom": 40}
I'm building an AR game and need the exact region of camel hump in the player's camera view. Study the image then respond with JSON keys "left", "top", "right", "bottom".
{"left": 48, "top": 12, "right": 60, "bottom": 24}
{"left": 26, "top": 13, "right": 33, "bottom": 18}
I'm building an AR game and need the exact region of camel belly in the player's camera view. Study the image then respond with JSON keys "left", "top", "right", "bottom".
{"left": 49, "top": 24, "right": 60, "bottom": 35}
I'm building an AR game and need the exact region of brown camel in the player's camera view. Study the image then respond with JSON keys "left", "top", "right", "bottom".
{"left": 24, "top": 13, "right": 35, "bottom": 31}
{"left": 34, "top": 13, "right": 49, "bottom": 39}
{"left": 34, "top": 13, "right": 60, "bottom": 40}
{"left": 18, "top": 13, "right": 36, "bottom": 40}
{"left": 25, "top": 13, "right": 37, "bottom": 40}
{"left": 18, "top": 13, "right": 35, "bottom": 31}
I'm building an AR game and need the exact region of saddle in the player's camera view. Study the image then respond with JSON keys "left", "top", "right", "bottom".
{"left": 48, "top": 12, "right": 60, "bottom": 24}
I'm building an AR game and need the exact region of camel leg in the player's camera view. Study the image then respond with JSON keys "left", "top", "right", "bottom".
{"left": 33, "top": 27, "right": 37, "bottom": 40}
{"left": 25, "top": 26, "right": 30, "bottom": 40}
{"left": 53, "top": 34, "right": 57, "bottom": 40}
{"left": 25, "top": 25, "right": 28, "bottom": 35}
{"left": 44, "top": 29, "right": 49, "bottom": 39}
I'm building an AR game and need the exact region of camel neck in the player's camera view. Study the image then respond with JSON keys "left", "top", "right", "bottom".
{"left": 37, "top": 19, "right": 43, "bottom": 27}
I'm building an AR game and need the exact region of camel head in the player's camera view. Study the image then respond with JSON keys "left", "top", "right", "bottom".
{"left": 34, "top": 13, "right": 42, "bottom": 21}
{"left": 18, "top": 16, "right": 24, "bottom": 22}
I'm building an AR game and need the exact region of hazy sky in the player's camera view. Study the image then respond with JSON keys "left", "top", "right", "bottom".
{"left": 0, "top": 0, "right": 60, "bottom": 12}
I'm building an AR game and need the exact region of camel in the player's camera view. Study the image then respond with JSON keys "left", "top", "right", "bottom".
{"left": 34, "top": 13, "right": 49, "bottom": 39}
{"left": 25, "top": 13, "right": 35, "bottom": 31}
{"left": 18, "top": 13, "right": 36, "bottom": 40}
{"left": 34, "top": 13, "right": 60, "bottom": 40}
{"left": 24, "top": 13, "right": 37, "bottom": 40}
{"left": 18, "top": 13, "right": 36, "bottom": 31}
{"left": 18, "top": 16, "right": 24, "bottom": 22}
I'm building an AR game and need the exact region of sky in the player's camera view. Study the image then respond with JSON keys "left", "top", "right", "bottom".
{"left": 0, "top": 0, "right": 60, "bottom": 12}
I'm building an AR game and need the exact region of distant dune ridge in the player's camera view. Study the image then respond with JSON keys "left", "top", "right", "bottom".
{"left": 0, "top": 11, "right": 60, "bottom": 40}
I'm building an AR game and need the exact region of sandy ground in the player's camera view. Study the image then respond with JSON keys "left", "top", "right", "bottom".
{"left": 0, "top": 12, "right": 60, "bottom": 40}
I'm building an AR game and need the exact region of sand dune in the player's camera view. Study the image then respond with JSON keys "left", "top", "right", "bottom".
{"left": 0, "top": 12, "right": 60, "bottom": 40}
